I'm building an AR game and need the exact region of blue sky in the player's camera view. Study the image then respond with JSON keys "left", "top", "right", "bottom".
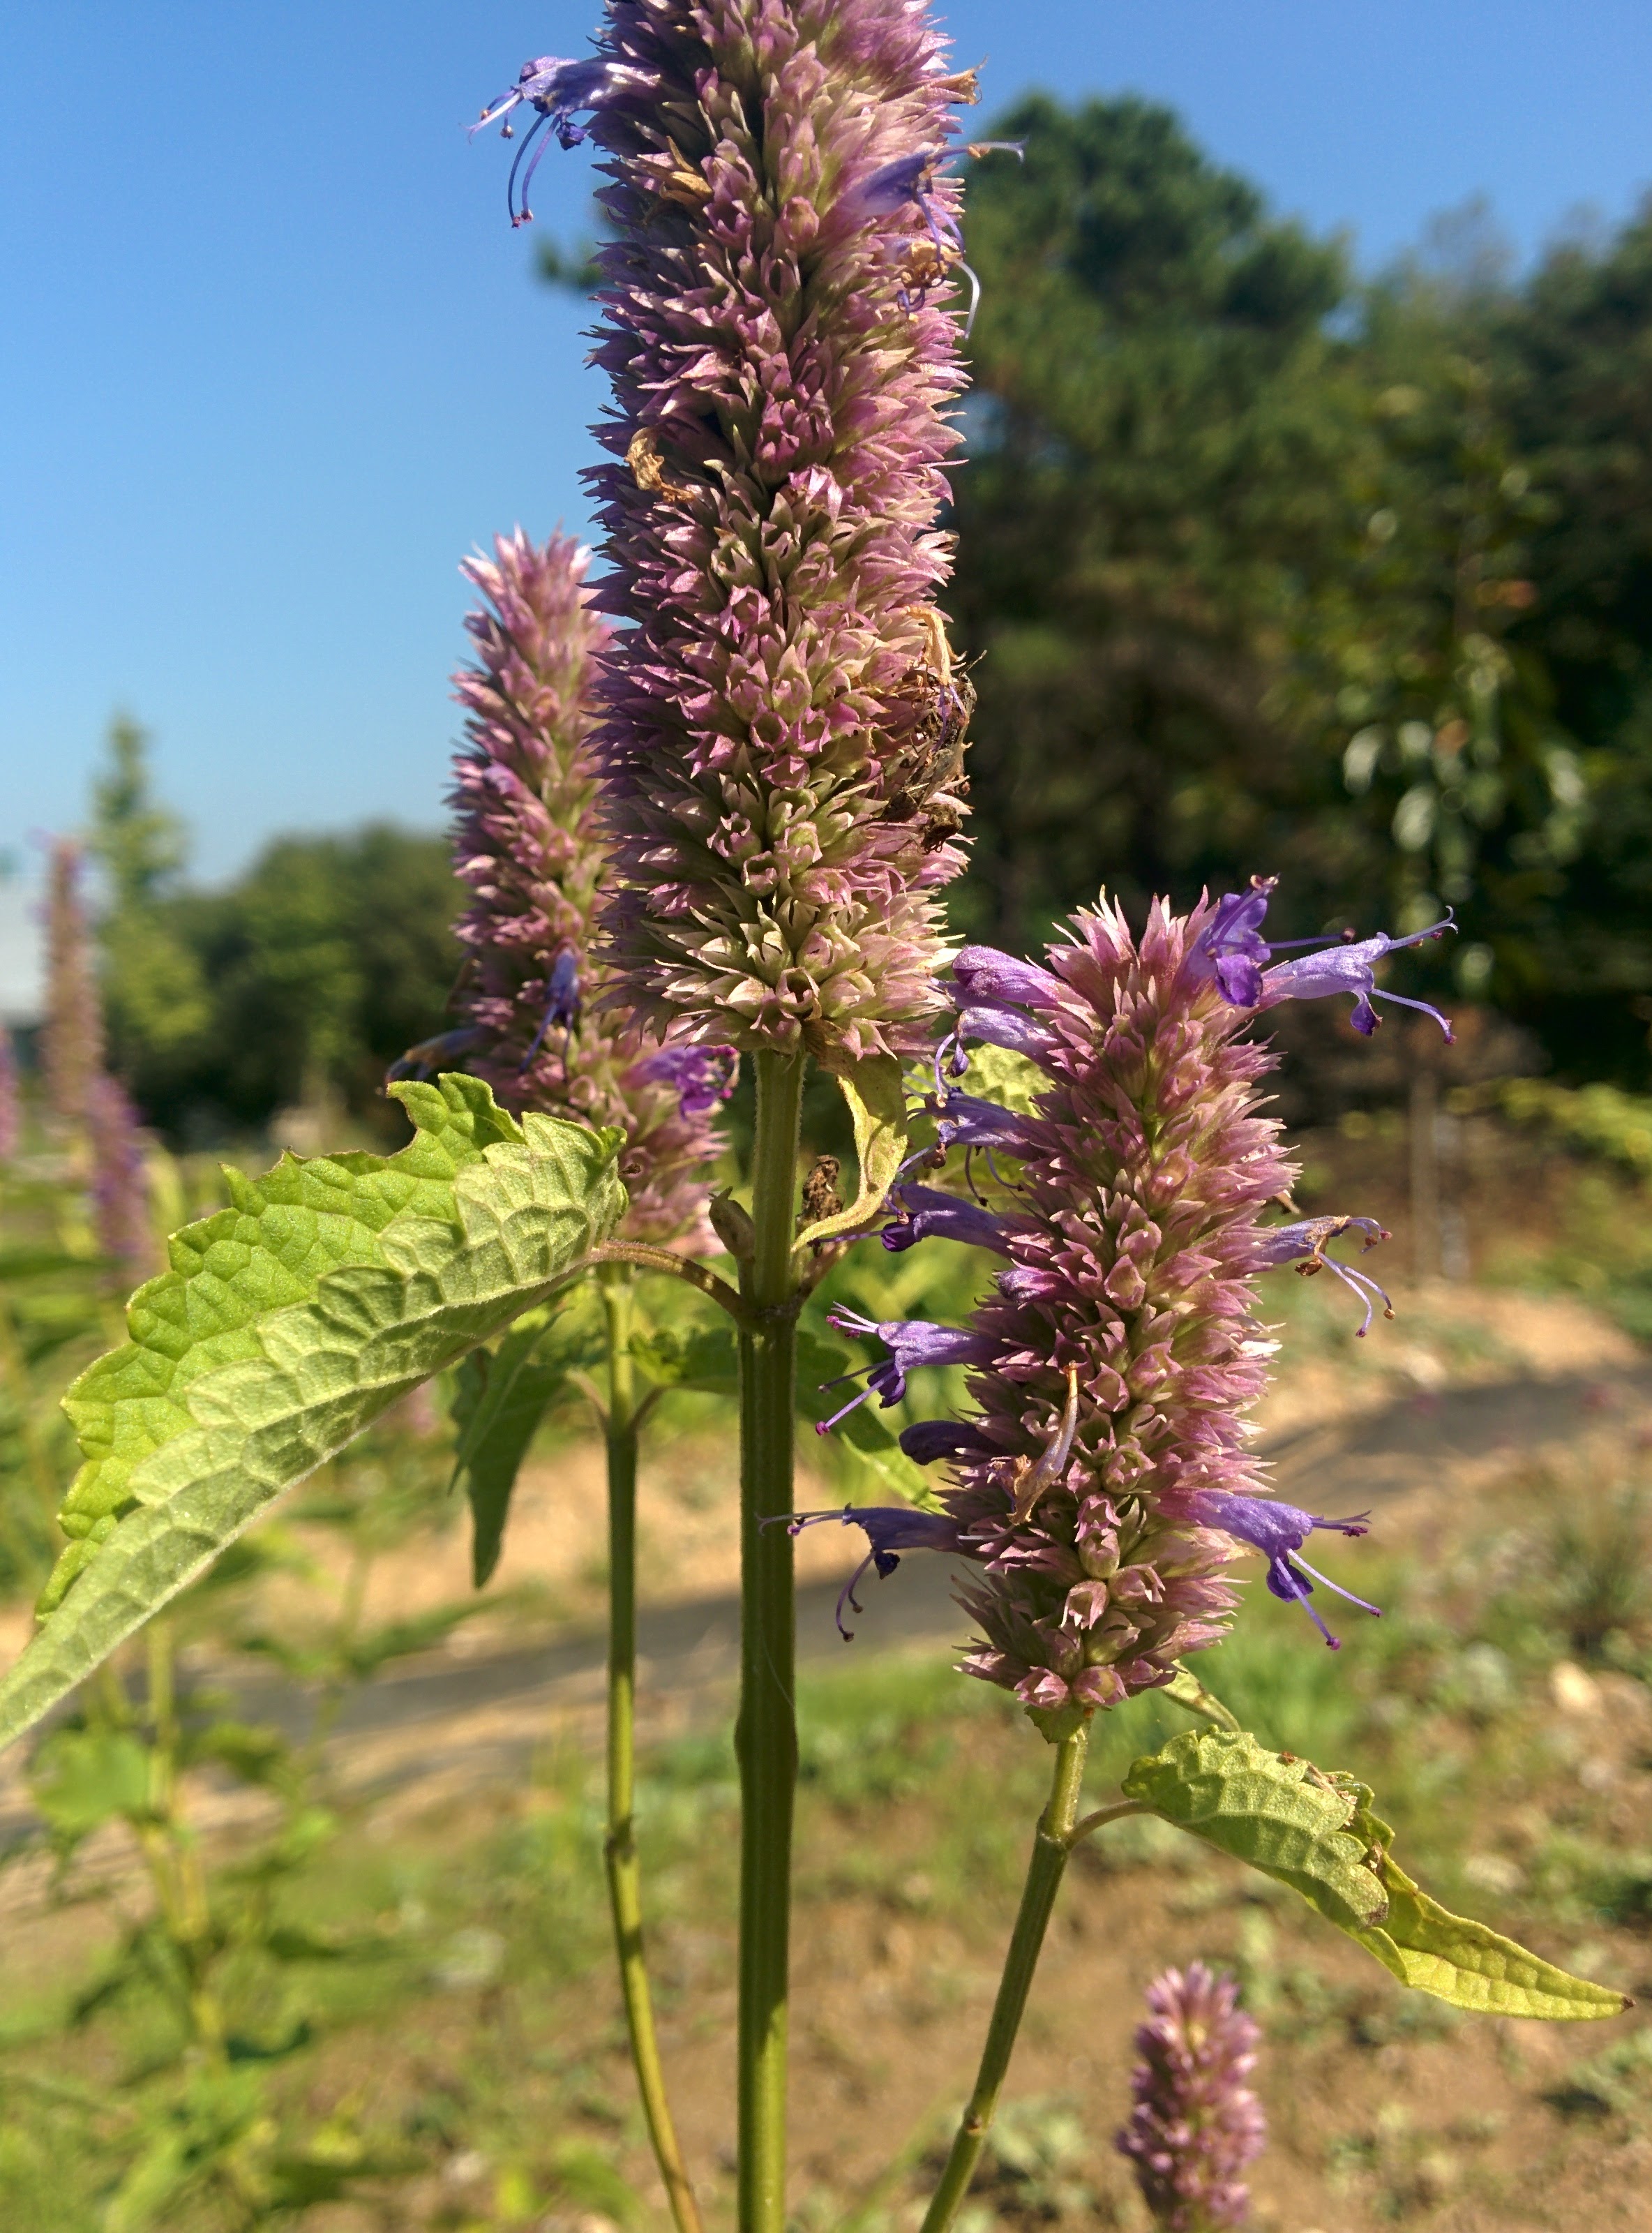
{"left": 3, "top": 0, "right": 1650, "bottom": 925}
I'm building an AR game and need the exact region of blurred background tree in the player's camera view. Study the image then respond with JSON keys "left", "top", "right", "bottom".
{"left": 79, "top": 719, "right": 459, "bottom": 1140}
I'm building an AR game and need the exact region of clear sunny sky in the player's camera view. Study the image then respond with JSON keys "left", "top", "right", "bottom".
{"left": 3, "top": 1, "right": 1649, "bottom": 907}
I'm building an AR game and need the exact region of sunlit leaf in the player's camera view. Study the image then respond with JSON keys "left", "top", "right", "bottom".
{"left": 796, "top": 1053, "right": 908, "bottom": 1248}
{"left": 0, "top": 1076, "right": 624, "bottom": 1754}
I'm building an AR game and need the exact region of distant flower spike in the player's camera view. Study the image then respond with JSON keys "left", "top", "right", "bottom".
{"left": 1117, "top": 1962, "right": 1267, "bottom": 2231}
{"left": 414, "top": 528, "right": 734, "bottom": 1248}
{"left": 0, "top": 1026, "right": 18, "bottom": 1163}
{"left": 42, "top": 839, "right": 103, "bottom": 1126}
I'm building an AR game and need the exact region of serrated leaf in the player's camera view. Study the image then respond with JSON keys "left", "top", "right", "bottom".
{"left": 1336, "top": 1782, "right": 1627, "bottom": 2018}
{"left": 795, "top": 1052, "right": 908, "bottom": 1248}
{"left": 0, "top": 1076, "right": 624, "bottom": 1754}
{"left": 1125, "top": 1733, "right": 1628, "bottom": 2019}
{"left": 1121, "top": 1729, "right": 1388, "bottom": 1932}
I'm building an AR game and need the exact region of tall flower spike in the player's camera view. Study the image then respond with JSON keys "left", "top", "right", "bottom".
{"left": 583, "top": 0, "right": 980, "bottom": 1063}
{"left": 42, "top": 839, "right": 104, "bottom": 1126}
{"left": 0, "top": 1026, "right": 18, "bottom": 1162}
{"left": 416, "top": 528, "right": 735, "bottom": 1248}
{"left": 1116, "top": 1962, "right": 1266, "bottom": 2232}
{"left": 829, "top": 890, "right": 1388, "bottom": 1709}
{"left": 86, "top": 1071, "right": 156, "bottom": 1280}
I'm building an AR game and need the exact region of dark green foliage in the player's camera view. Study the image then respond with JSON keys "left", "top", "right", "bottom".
{"left": 952, "top": 95, "right": 1369, "bottom": 949}
{"left": 112, "top": 821, "right": 461, "bottom": 1139}
{"left": 950, "top": 99, "right": 1652, "bottom": 1083}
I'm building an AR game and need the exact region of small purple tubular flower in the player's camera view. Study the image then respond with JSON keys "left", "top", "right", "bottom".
{"left": 951, "top": 946, "right": 1065, "bottom": 1012}
{"left": 1189, "top": 1491, "right": 1379, "bottom": 1650}
{"left": 1261, "top": 918, "right": 1457, "bottom": 1043}
{"left": 627, "top": 1043, "right": 739, "bottom": 1117}
{"left": 817, "top": 1308, "right": 997, "bottom": 1432}
{"left": 929, "top": 1089, "right": 1040, "bottom": 1158}
{"left": 881, "top": 1183, "right": 1016, "bottom": 1255}
{"left": 778, "top": 1503, "right": 970, "bottom": 1638}
{"left": 1259, "top": 1215, "right": 1394, "bottom": 1336}
{"left": 471, "top": 53, "right": 610, "bottom": 226}
{"left": 1186, "top": 875, "right": 1279, "bottom": 1008}
{"left": 899, "top": 1418, "right": 996, "bottom": 1465}
{"left": 1116, "top": 1962, "right": 1266, "bottom": 2233}
{"left": 520, "top": 947, "right": 583, "bottom": 1070}
{"left": 1192, "top": 873, "right": 1457, "bottom": 1041}
{"left": 0, "top": 1025, "right": 19, "bottom": 1162}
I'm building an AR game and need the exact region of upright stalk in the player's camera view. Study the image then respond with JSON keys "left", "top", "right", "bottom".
{"left": 599, "top": 1262, "right": 703, "bottom": 2233}
{"left": 919, "top": 1724, "right": 1092, "bottom": 2233}
{"left": 736, "top": 1050, "right": 806, "bottom": 2233}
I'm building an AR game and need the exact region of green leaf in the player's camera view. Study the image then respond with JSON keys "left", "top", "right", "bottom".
{"left": 1124, "top": 1731, "right": 1628, "bottom": 2019}
{"left": 452, "top": 1308, "right": 580, "bottom": 1587}
{"left": 795, "top": 1053, "right": 908, "bottom": 1249}
{"left": 1338, "top": 1782, "right": 1628, "bottom": 2019}
{"left": 1121, "top": 1729, "right": 1389, "bottom": 1932}
{"left": 29, "top": 1726, "right": 152, "bottom": 1842}
{"left": 631, "top": 1322, "right": 739, "bottom": 1396}
{"left": 0, "top": 1076, "right": 624, "bottom": 1754}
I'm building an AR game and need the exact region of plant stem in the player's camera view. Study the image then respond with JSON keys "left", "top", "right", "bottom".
{"left": 919, "top": 1722, "right": 1091, "bottom": 2233}
{"left": 736, "top": 1050, "right": 805, "bottom": 2233}
{"left": 599, "top": 1262, "right": 703, "bottom": 2233}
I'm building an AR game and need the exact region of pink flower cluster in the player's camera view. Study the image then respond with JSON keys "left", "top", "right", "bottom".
{"left": 410, "top": 528, "right": 733, "bottom": 1248}
{"left": 1116, "top": 1962, "right": 1266, "bottom": 2231}
{"left": 582, "top": 0, "right": 979, "bottom": 1061}
{"left": 821, "top": 890, "right": 1388, "bottom": 1711}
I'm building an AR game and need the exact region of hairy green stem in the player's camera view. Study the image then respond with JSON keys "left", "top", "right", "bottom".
{"left": 599, "top": 1264, "right": 703, "bottom": 2233}
{"left": 736, "top": 1050, "right": 805, "bottom": 2233}
{"left": 919, "top": 1724, "right": 1092, "bottom": 2233}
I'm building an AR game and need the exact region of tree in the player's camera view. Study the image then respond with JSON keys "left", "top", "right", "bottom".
{"left": 949, "top": 94, "right": 1372, "bottom": 949}
{"left": 86, "top": 717, "right": 211, "bottom": 1082}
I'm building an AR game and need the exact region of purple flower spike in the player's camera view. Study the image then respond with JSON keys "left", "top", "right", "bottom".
{"left": 87, "top": 1072, "right": 156, "bottom": 1280}
{"left": 43, "top": 839, "right": 104, "bottom": 1125}
{"left": 1116, "top": 1962, "right": 1266, "bottom": 2232}
{"left": 777, "top": 1503, "right": 971, "bottom": 1638}
{"left": 1189, "top": 1491, "right": 1379, "bottom": 1649}
{"left": 471, "top": 54, "right": 610, "bottom": 226}
{"left": 582, "top": 0, "right": 980, "bottom": 1066}
{"left": 0, "top": 1026, "right": 18, "bottom": 1162}
{"left": 418, "top": 528, "right": 727, "bottom": 1249}
{"left": 1260, "top": 1215, "right": 1394, "bottom": 1336}
{"left": 881, "top": 1183, "right": 1016, "bottom": 1255}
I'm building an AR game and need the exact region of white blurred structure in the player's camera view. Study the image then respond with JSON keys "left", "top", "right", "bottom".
{"left": 0, "top": 853, "right": 45, "bottom": 1028}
